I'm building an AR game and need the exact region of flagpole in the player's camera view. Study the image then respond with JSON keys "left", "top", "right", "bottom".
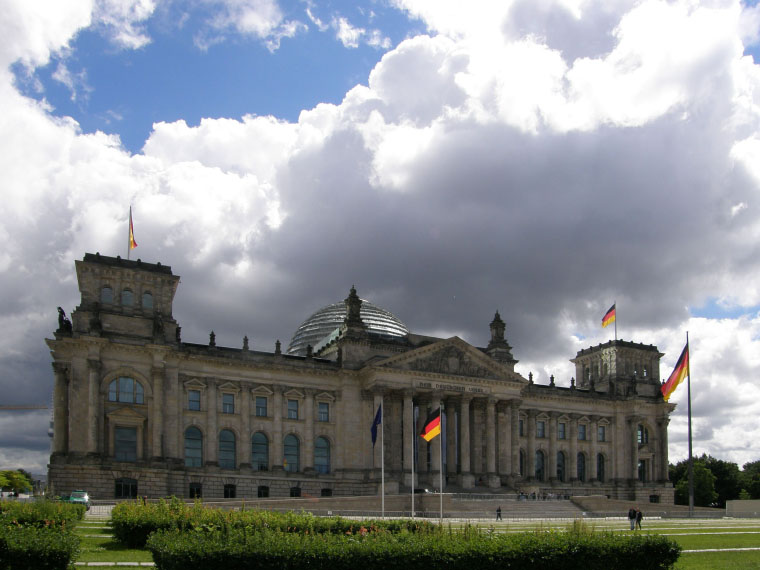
{"left": 686, "top": 331, "right": 694, "bottom": 518}
{"left": 411, "top": 407, "right": 415, "bottom": 519}
{"left": 127, "top": 206, "right": 132, "bottom": 260}
{"left": 614, "top": 300, "right": 617, "bottom": 340}
{"left": 439, "top": 403, "right": 444, "bottom": 523}
{"left": 381, "top": 407, "right": 385, "bottom": 519}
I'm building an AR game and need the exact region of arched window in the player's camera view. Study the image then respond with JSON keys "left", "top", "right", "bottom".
{"left": 122, "top": 289, "right": 134, "bottom": 306}
{"left": 535, "top": 450, "right": 545, "bottom": 481}
{"left": 219, "top": 429, "right": 236, "bottom": 470}
{"left": 142, "top": 292, "right": 153, "bottom": 309}
{"left": 184, "top": 426, "right": 203, "bottom": 467}
{"left": 597, "top": 453, "right": 605, "bottom": 483}
{"left": 108, "top": 377, "right": 144, "bottom": 404}
{"left": 315, "top": 436, "right": 330, "bottom": 474}
{"left": 556, "top": 451, "right": 566, "bottom": 482}
{"left": 577, "top": 453, "right": 586, "bottom": 482}
{"left": 251, "top": 432, "right": 268, "bottom": 471}
{"left": 101, "top": 286, "right": 113, "bottom": 303}
{"left": 637, "top": 424, "right": 649, "bottom": 444}
{"left": 284, "top": 434, "right": 299, "bottom": 472}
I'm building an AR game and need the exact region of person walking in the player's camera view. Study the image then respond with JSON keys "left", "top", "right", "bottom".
{"left": 635, "top": 508, "right": 643, "bottom": 530}
{"left": 627, "top": 507, "right": 636, "bottom": 531}
{"left": 496, "top": 506, "right": 502, "bottom": 520}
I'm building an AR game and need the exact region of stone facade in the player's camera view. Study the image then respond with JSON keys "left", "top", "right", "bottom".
{"left": 47, "top": 253, "right": 675, "bottom": 503}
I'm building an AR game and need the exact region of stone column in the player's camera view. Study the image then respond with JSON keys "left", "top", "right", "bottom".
{"left": 403, "top": 390, "right": 415, "bottom": 487}
{"left": 206, "top": 379, "right": 218, "bottom": 465}
{"left": 589, "top": 415, "right": 599, "bottom": 481}
{"left": 569, "top": 414, "right": 578, "bottom": 482}
{"left": 630, "top": 417, "right": 640, "bottom": 482}
{"left": 373, "top": 391, "right": 384, "bottom": 472}
{"left": 164, "top": 365, "right": 180, "bottom": 460}
{"left": 458, "top": 396, "right": 474, "bottom": 488}
{"left": 659, "top": 418, "right": 670, "bottom": 481}
{"left": 510, "top": 400, "right": 521, "bottom": 480}
{"left": 430, "top": 393, "right": 442, "bottom": 486}
{"left": 240, "top": 387, "right": 251, "bottom": 468}
{"left": 304, "top": 389, "right": 315, "bottom": 471}
{"left": 151, "top": 365, "right": 163, "bottom": 459}
{"left": 548, "top": 412, "right": 558, "bottom": 482}
{"left": 390, "top": 397, "right": 403, "bottom": 473}
{"left": 87, "top": 359, "right": 101, "bottom": 454}
{"left": 52, "top": 362, "right": 69, "bottom": 454}
{"left": 272, "top": 386, "right": 284, "bottom": 471}
{"left": 445, "top": 397, "right": 457, "bottom": 480}
{"left": 526, "top": 409, "right": 536, "bottom": 480}
{"left": 497, "top": 401, "right": 510, "bottom": 476}
{"left": 485, "top": 398, "right": 498, "bottom": 487}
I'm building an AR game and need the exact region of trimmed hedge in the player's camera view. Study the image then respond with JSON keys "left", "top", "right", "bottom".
{"left": 0, "top": 524, "right": 80, "bottom": 570}
{"left": 146, "top": 526, "right": 681, "bottom": 570}
{"left": 111, "top": 499, "right": 435, "bottom": 548}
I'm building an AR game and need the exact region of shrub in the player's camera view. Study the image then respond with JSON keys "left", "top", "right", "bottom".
{"left": 0, "top": 500, "right": 84, "bottom": 529}
{"left": 0, "top": 524, "right": 80, "bottom": 570}
{"left": 146, "top": 525, "right": 681, "bottom": 570}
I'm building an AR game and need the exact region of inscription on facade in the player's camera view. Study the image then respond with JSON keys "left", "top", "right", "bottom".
{"left": 416, "top": 381, "right": 488, "bottom": 394}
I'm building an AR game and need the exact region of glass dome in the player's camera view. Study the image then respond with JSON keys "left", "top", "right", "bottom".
{"left": 287, "top": 299, "right": 408, "bottom": 356}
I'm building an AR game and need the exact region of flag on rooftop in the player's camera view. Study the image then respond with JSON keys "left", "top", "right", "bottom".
{"left": 602, "top": 304, "right": 616, "bottom": 328}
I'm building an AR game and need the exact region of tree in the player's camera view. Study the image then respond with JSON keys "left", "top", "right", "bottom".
{"left": 675, "top": 462, "right": 718, "bottom": 507}
{"left": 741, "top": 460, "right": 760, "bottom": 499}
{"left": 0, "top": 470, "right": 32, "bottom": 494}
{"left": 701, "top": 454, "right": 741, "bottom": 508}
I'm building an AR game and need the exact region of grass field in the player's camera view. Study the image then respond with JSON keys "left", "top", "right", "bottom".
{"left": 73, "top": 515, "right": 760, "bottom": 568}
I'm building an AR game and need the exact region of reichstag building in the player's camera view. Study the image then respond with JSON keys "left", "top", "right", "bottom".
{"left": 47, "top": 253, "right": 675, "bottom": 503}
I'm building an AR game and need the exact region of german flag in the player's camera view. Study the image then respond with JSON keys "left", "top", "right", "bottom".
{"left": 129, "top": 207, "right": 138, "bottom": 250}
{"left": 661, "top": 343, "right": 689, "bottom": 402}
{"left": 420, "top": 407, "right": 441, "bottom": 442}
{"left": 602, "top": 304, "right": 616, "bottom": 328}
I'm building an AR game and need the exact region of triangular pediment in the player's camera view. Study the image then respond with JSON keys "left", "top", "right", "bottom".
{"left": 251, "top": 385, "right": 273, "bottom": 396}
{"left": 374, "top": 337, "right": 524, "bottom": 382}
{"left": 284, "top": 388, "right": 304, "bottom": 399}
{"left": 315, "top": 391, "right": 335, "bottom": 402}
{"left": 218, "top": 381, "right": 239, "bottom": 393}
{"left": 184, "top": 378, "right": 207, "bottom": 390}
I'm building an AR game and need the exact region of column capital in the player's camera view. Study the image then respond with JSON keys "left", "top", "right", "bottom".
{"left": 509, "top": 398, "right": 522, "bottom": 410}
{"left": 52, "top": 361, "right": 70, "bottom": 375}
{"left": 87, "top": 359, "right": 101, "bottom": 373}
{"left": 151, "top": 365, "right": 164, "bottom": 377}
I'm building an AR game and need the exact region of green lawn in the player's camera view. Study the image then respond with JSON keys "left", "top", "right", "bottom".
{"left": 71, "top": 516, "right": 760, "bottom": 568}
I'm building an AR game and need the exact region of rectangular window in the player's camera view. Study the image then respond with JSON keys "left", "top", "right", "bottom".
{"left": 255, "top": 396, "right": 267, "bottom": 417}
{"left": 188, "top": 390, "right": 201, "bottom": 411}
{"left": 578, "top": 424, "right": 587, "bottom": 441}
{"left": 598, "top": 425, "right": 606, "bottom": 442}
{"left": 257, "top": 485, "right": 269, "bottom": 498}
{"left": 558, "top": 422, "right": 566, "bottom": 440}
{"left": 519, "top": 419, "right": 524, "bottom": 437}
{"left": 222, "top": 393, "right": 235, "bottom": 414}
{"left": 189, "top": 483, "right": 202, "bottom": 499}
{"left": 287, "top": 399, "right": 299, "bottom": 420}
{"left": 223, "top": 484, "right": 236, "bottom": 498}
{"left": 114, "top": 427, "right": 137, "bottom": 462}
{"left": 318, "top": 402, "right": 329, "bottom": 422}
{"left": 536, "top": 420, "right": 545, "bottom": 438}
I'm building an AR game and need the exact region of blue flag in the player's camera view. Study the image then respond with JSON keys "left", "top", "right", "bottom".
{"left": 371, "top": 404, "right": 382, "bottom": 446}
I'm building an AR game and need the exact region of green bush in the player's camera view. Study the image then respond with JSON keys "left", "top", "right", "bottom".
{"left": 0, "top": 500, "right": 84, "bottom": 529}
{"left": 0, "top": 524, "right": 80, "bottom": 570}
{"left": 112, "top": 499, "right": 435, "bottom": 548}
{"left": 146, "top": 525, "right": 681, "bottom": 570}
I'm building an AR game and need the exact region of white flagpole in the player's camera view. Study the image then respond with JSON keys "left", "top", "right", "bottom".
{"left": 411, "top": 405, "right": 415, "bottom": 519}
{"left": 686, "top": 331, "right": 694, "bottom": 518}
{"left": 127, "top": 206, "right": 132, "bottom": 260}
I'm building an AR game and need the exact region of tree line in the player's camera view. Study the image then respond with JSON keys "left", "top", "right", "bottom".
{"left": 0, "top": 470, "right": 33, "bottom": 495}
{"left": 669, "top": 454, "right": 760, "bottom": 507}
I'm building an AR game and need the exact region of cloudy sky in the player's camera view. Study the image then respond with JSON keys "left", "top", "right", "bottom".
{"left": 2, "top": 0, "right": 760, "bottom": 479}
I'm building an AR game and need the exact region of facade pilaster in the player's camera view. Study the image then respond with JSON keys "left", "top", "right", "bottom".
{"left": 205, "top": 379, "right": 218, "bottom": 465}
{"left": 151, "top": 365, "right": 163, "bottom": 459}
{"left": 485, "top": 397, "right": 499, "bottom": 487}
{"left": 240, "top": 385, "right": 251, "bottom": 468}
{"left": 52, "top": 362, "right": 70, "bottom": 454}
{"left": 548, "top": 411, "right": 558, "bottom": 482}
{"left": 272, "top": 386, "right": 284, "bottom": 471}
{"left": 87, "top": 359, "right": 101, "bottom": 454}
{"left": 659, "top": 417, "right": 670, "bottom": 481}
{"left": 510, "top": 399, "right": 521, "bottom": 480}
{"left": 569, "top": 414, "right": 579, "bottom": 481}
{"left": 526, "top": 409, "right": 537, "bottom": 479}
{"left": 630, "top": 416, "right": 641, "bottom": 482}
{"left": 304, "top": 389, "right": 315, "bottom": 471}
{"left": 445, "top": 397, "right": 457, "bottom": 479}
{"left": 458, "top": 396, "right": 473, "bottom": 487}
{"left": 589, "top": 415, "right": 599, "bottom": 481}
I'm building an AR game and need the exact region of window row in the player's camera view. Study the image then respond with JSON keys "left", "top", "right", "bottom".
{"left": 187, "top": 391, "right": 330, "bottom": 421}
{"left": 113, "top": 477, "right": 334, "bottom": 500}
{"left": 520, "top": 419, "right": 608, "bottom": 442}
{"left": 101, "top": 286, "right": 153, "bottom": 309}
{"left": 184, "top": 428, "right": 331, "bottom": 474}
{"left": 519, "top": 450, "right": 607, "bottom": 483}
